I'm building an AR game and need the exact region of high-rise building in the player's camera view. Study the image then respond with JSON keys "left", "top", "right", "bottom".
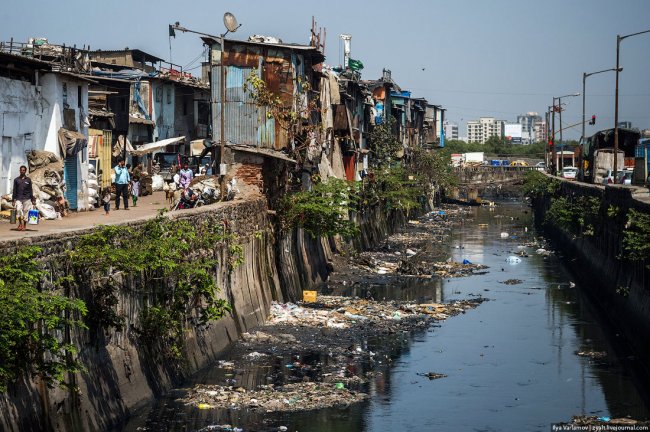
{"left": 467, "top": 117, "right": 505, "bottom": 144}
{"left": 443, "top": 121, "right": 459, "bottom": 141}
{"left": 533, "top": 120, "right": 547, "bottom": 143}
{"left": 517, "top": 112, "right": 542, "bottom": 144}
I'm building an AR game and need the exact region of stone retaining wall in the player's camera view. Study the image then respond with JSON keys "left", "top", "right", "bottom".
{"left": 0, "top": 198, "right": 286, "bottom": 432}
{"left": 532, "top": 181, "right": 650, "bottom": 367}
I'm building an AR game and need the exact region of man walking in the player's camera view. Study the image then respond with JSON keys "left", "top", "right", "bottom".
{"left": 12, "top": 165, "right": 36, "bottom": 231}
{"left": 114, "top": 158, "right": 130, "bottom": 210}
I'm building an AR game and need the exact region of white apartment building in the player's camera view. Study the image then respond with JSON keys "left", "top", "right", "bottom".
{"left": 533, "top": 120, "right": 547, "bottom": 143}
{"left": 467, "top": 117, "right": 505, "bottom": 144}
{"left": 443, "top": 121, "right": 458, "bottom": 141}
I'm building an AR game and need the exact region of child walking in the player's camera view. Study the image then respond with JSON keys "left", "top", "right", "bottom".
{"left": 131, "top": 176, "right": 140, "bottom": 207}
{"left": 102, "top": 187, "right": 111, "bottom": 215}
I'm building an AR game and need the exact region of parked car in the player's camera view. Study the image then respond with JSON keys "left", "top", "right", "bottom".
{"left": 561, "top": 166, "right": 578, "bottom": 180}
{"left": 535, "top": 162, "right": 546, "bottom": 171}
{"left": 617, "top": 169, "right": 633, "bottom": 185}
{"left": 510, "top": 160, "right": 529, "bottom": 167}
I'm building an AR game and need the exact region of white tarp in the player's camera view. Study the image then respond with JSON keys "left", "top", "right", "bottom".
{"left": 130, "top": 136, "right": 185, "bottom": 156}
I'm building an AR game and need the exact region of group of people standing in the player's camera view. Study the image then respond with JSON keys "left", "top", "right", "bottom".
{"left": 10, "top": 158, "right": 200, "bottom": 230}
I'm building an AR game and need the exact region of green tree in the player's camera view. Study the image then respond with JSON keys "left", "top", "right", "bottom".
{"left": 0, "top": 247, "right": 87, "bottom": 391}
{"left": 280, "top": 178, "right": 360, "bottom": 239}
{"left": 368, "top": 117, "right": 402, "bottom": 167}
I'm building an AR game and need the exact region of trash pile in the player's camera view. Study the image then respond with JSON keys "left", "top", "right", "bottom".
{"left": 85, "top": 165, "right": 100, "bottom": 210}
{"left": 27, "top": 150, "right": 65, "bottom": 203}
{"left": 0, "top": 150, "right": 71, "bottom": 220}
{"left": 182, "top": 381, "right": 368, "bottom": 413}
{"left": 430, "top": 261, "right": 489, "bottom": 278}
{"left": 558, "top": 416, "right": 650, "bottom": 427}
{"left": 267, "top": 296, "right": 482, "bottom": 329}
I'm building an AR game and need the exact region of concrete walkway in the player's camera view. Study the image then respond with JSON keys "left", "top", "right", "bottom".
{"left": 1, "top": 191, "right": 174, "bottom": 243}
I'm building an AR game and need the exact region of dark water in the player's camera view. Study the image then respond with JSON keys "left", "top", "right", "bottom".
{"left": 120, "top": 202, "right": 650, "bottom": 432}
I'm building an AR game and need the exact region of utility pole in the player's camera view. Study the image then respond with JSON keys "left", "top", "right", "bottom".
{"left": 170, "top": 14, "right": 241, "bottom": 199}
{"left": 614, "top": 29, "right": 650, "bottom": 181}
{"left": 551, "top": 105, "right": 556, "bottom": 174}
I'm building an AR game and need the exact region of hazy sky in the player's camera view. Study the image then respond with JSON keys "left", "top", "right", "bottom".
{"left": 4, "top": 0, "right": 650, "bottom": 140}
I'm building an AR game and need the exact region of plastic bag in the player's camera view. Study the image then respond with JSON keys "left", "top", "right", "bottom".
{"left": 36, "top": 203, "right": 57, "bottom": 220}
{"left": 151, "top": 174, "right": 164, "bottom": 191}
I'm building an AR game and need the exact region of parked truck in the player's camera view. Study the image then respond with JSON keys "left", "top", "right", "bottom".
{"left": 592, "top": 148, "right": 624, "bottom": 184}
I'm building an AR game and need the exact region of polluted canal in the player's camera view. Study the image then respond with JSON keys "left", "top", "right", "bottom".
{"left": 119, "top": 202, "right": 650, "bottom": 432}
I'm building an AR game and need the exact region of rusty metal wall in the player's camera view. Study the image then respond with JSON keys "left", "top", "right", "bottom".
{"left": 211, "top": 65, "right": 276, "bottom": 149}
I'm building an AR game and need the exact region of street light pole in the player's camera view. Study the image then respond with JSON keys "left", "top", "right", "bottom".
{"left": 581, "top": 68, "right": 619, "bottom": 181}
{"left": 170, "top": 16, "right": 241, "bottom": 199}
{"left": 614, "top": 29, "right": 650, "bottom": 181}
{"left": 552, "top": 92, "right": 580, "bottom": 175}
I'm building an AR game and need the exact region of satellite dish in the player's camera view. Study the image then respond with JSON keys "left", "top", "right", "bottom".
{"left": 224, "top": 12, "right": 238, "bottom": 33}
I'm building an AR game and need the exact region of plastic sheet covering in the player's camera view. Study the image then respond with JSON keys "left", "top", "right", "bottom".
{"left": 58, "top": 128, "right": 87, "bottom": 156}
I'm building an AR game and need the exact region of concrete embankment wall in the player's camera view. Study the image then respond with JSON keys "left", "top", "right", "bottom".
{"left": 0, "top": 197, "right": 333, "bottom": 432}
{"left": 532, "top": 181, "right": 650, "bottom": 363}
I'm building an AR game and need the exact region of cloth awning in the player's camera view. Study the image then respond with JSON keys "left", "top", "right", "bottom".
{"left": 130, "top": 136, "right": 185, "bottom": 156}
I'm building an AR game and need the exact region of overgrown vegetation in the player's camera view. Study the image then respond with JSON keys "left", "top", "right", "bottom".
{"left": 366, "top": 167, "right": 424, "bottom": 213}
{"left": 67, "top": 216, "right": 235, "bottom": 359}
{"left": 523, "top": 170, "right": 561, "bottom": 198}
{"left": 622, "top": 209, "right": 650, "bottom": 267}
{"left": 410, "top": 148, "right": 457, "bottom": 192}
{"left": 0, "top": 247, "right": 87, "bottom": 391}
{"left": 0, "top": 215, "right": 240, "bottom": 392}
{"left": 280, "top": 178, "right": 360, "bottom": 239}
{"left": 544, "top": 196, "right": 601, "bottom": 236}
{"left": 368, "top": 117, "right": 402, "bottom": 167}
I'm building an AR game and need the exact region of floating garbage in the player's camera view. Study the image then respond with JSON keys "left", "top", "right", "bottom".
{"left": 575, "top": 350, "right": 607, "bottom": 359}
{"left": 500, "top": 232, "right": 509, "bottom": 238}
{"left": 417, "top": 372, "right": 448, "bottom": 380}
{"left": 505, "top": 256, "right": 521, "bottom": 264}
{"left": 500, "top": 279, "right": 523, "bottom": 285}
{"left": 183, "top": 382, "right": 369, "bottom": 413}
{"left": 557, "top": 416, "right": 649, "bottom": 428}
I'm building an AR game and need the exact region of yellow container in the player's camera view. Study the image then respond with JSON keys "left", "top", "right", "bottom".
{"left": 303, "top": 290, "right": 317, "bottom": 303}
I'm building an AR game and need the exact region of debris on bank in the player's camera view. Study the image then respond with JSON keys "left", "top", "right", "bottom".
{"left": 182, "top": 381, "right": 368, "bottom": 413}
{"left": 557, "top": 416, "right": 650, "bottom": 427}
{"left": 575, "top": 350, "right": 607, "bottom": 359}
{"left": 430, "top": 261, "right": 489, "bottom": 278}
{"left": 266, "top": 296, "right": 483, "bottom": 329}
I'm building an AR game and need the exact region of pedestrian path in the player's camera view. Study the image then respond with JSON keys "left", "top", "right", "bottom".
{"left": 1, "top": 191, "right": 173, "bottom": 244}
